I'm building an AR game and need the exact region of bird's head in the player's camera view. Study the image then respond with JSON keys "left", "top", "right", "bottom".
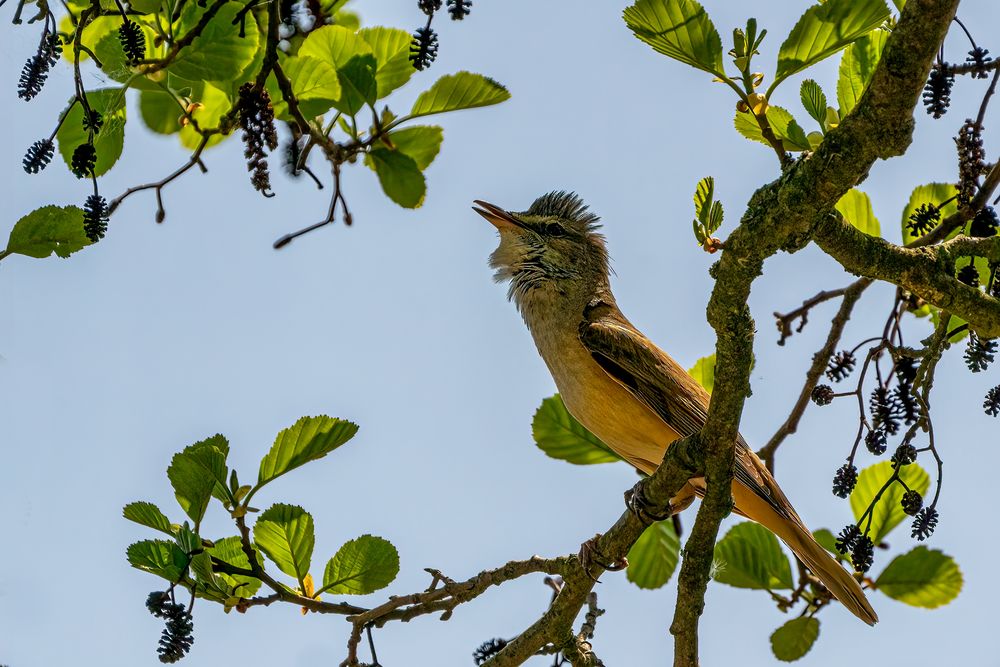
{"left": 473, "top": 191, "right": 610, "bottom": 309}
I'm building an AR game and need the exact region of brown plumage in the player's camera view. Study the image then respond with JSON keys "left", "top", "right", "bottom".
{"left": 474, "top": 192, "right": 877, "bottom": 625}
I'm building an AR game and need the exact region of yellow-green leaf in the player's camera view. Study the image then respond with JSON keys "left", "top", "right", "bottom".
{"left": 358, "top": 26, "right": 415, "bottom": 98}
{"left": 835, "top": 189, "right": 880, "bottom": 236}
{"left": 123, "top": 501, "right": 174, "bottom": 536}
{"left": 714, "top": 522, "right": 794, "bottom": 590}
{"left": 299, "top": 24, "right": 374, "bottom": 68}
{"left": 734, "top": 106, "right": 812, "bottom": 152}
{"left": 770, "top": 617, "right": 820, "bottom": 662}
{"left": 170, "top": 2, "right": 260, "bottom": 82}
{"left": 837, "top": 30, "right": 888, "bottom": 116}
{"left": 875, "top": 547, "right": 962, "bottom": 608}
{"left": 253, "top": 504, "right": 315, "bottom": 582}
{"left": 532, "top": 395, "right": 621, "bottom": 464}
{"left": 257, "top": 415, "right": 358, "bottom": 489}
{"left": 410, "top": 72, "right": 510, "bottom": 118}
{"left": 367, "top": 147, "right": 426, "bottom": 208}
{"left": 850, "top": 461, "right": 930, "bottom": 543}
{"left": 623, "top": 0, "right": 725, "bottom": 78}
{"left": 688, "top": 354, "right": 715, "bottom": 393}
{"left": 900, "top": 183, "right": 959, "bottom": 245}
{"left": 627, "top": 521, "right": 680, "bottom": 589}
{"left": 772, "top": 0, "right": 890, "bottom": 91}
{"left": 5, "top": 205, "right": 90, "bottom": 259}
{"left": 321, "top": 535, "right": 400, "bottom": 595}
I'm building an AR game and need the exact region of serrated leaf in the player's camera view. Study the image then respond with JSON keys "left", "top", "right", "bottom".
{"left": 257, "top": 416, "right": 358, "bottom": 489}
{"left": 626, "top": 521, "right": 680, "bottom": 589}
{"left": 714, "top": 521, "right": 794, "bottom": 590}
{"left": 127, "top": 539, "right": 189, "bottom": 582}
{"left": 123, "top": 501, "right": 174, "bottom": 536}
{"left": 358, "top": 26, "right": 415, "bottom": 98}
{"left": 688, "top": 354, "right": 715, "bottom": 394}
{"left": 410, "top": 72, "right": 510, "bottom": 118}
{"left": 367, "top": 147, "right": 426, "bottom": 208}
{"left": 531, "top": 395, "right": 622, "bottom": 465}
{"left": 773, "top": 0, "right": 890, "bottom": 90}
{"left": 900, "top": 183, "right": 959, "bottom": 245}
{"left": 5, "top": 206, "right": 90, "bottom": 259}
{"left": 299, "top": 24, "right": 373, "bottom": 68}
{"left": 837, "top": 30, "right": 888, "bottom": 116}
{"left": 93, "top": 24, "right": 160, "bottom": 91}
{"left": 770, "top": 617, "right": 820, "bottom": 662}
{"left": 56, "top": 88, "right": 127, "bottom": 177}
{"left": 279, "top": 55, "right": 342, "bottom": 118}
{"left": 321, "top": 535, "right": 400, "bottom": 595}
{"left": 331, "top": 53, "right": 378, "bottom": 116}
{"left": 734, "top": 106, "right": 812, "bottom": 151}
{"left": 167, "top": 434, "right": 230, "bottom": 525}
{"left": 835, "top": 189, "right": 880, "bottom": 236}
{"left": 170, "top": 2, "right": 260, "bottom": 82}
{"left": 207, "top": 536, "right": 262, "bottom": 597}
{"left": 384, "top": 125, "right": 443, "bottom": 170}
{"left": 623, "top": 0, "right": 725, "bottom": 78}
{"left": 253, "top": 503, "right": 315, "bottom": 582}
{"left": 800, "top": 79, "right": 828, "bottom": 126}
{"left": 850, "top": 461, "right": 930, "bottom": 543}
{"left": 875, "top": 547, "right": 962, "bottom": 608}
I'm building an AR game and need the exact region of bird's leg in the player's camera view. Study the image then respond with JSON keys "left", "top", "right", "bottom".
{"left": 625, "top": 479, "right": 683, "bottom": 524}
{"left": 578, "top": 534, "right": 628, "bottom": 583}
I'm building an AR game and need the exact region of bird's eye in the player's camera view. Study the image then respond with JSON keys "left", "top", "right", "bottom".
{"left": 544, "top": 222, "right": 567, "bottom": 237}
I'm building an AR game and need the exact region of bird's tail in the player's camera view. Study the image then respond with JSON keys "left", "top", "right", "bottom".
{"left": 767, "top": 512, "right": 878, "bottom": 625}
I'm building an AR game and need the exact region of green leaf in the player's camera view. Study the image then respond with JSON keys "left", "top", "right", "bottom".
{"left": 367, "top": 147, "right": 427, "bottom": 208}
{"left": 692, "top": 177, "right": 723, "bottom": 236}
{"left": 207, "top": 536, "right": 263, "bottom": 597}
{"left": 299, "top": 24, "right": 373, "bottom": 69}
{"left": 332, "top": 54, "right": 378, "bottom": 116}
{"left": 837, "top": 30, "right": 888, "bottom": 116}
{"left": 167, "top": 434, "right": 230, "bottom": 525}
{"left": 385, "top": 125, "right": 443, "bottom": 170}
{"left": 800, "top": 79, "right": 828, "bottom": 127}
{"left": 875, "top": 547, "right": 962, "bottom": 608}
{"left": 94, "top": 24, "right": 160, "bottom": 91}
{"left": 713, "top": 521, "right": 794, "bottom": 590}
{"left": 626, "top": 521, "right": 680, "bottom": 589}
{"left": 139, "top": 92, "right": 181, "bottom": 135}
{"left": 688, "top": 354, "right": 715, "bottom": 394}
{"left": 123, "top": 501, "right": 174, "bottom": 536}
{"left": 900, "top": 183, "right": 959, "bottom": 245}
{"left": 409, "top": 72, "right": 510, "bottom": 118}
{"left": 4, "top": 206, "right": 90, "bottom": 259}
{"left": 770, "top": 617, "right": 820, "bottom": 662}
{"left": 531, "top": 395, "right": 622, "bottom": 465}
{"left": 56, "top": 88, "right": 127, "bottom": 177}
{"left": 850, "top": 461, "right": 930, "bottom": 543}
{"left": 733, "top": 106, "right": 812, "bottom": 151}
{"left": 835, "top": 189, "right": 880, "bottom": 236}
{"left": 321, "top": 535, "right": 400, "bottom": 595}
{"left": 130, "top": 0, "right": 161, "bottom": 13}
{"left": 126, "top": 539, "right": 189, "bottom": 582}
{"left": 772, "top": 0, "right": 890, "bottom": 91}
{"left": 623, "top": 0, "right": 725, "bottom": 78}
{"left": 253, "top": 503, "right": 315, "bottom": 582}
{"left": 358, "top": 26, "right": 416, "bottom": 98}
{"left": 257, "top": 415, "right": 358, "bottom": 489}
{"left": 278, "top": 55, "right": 342, "bottom": 118}
{"left": 189, "top": 550, "right": 229, "bottom": 600}
{"left": 170, "top": 2, "right": 260, "bottom": 82}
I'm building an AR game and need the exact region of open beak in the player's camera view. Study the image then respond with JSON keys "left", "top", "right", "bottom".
{"left": 472, "top": 200, "right": 524, "bottom": 231}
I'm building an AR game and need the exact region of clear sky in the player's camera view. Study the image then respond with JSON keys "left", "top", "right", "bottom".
{"left": 2, "top": 1, "right": 998, "bottom": 665}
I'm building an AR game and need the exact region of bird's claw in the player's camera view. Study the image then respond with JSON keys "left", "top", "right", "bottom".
{"left": 578, "top": 534, "right": 628, "bottom": 583}
{"left": 624, "top": 479, "right": 673, "bottom": 524}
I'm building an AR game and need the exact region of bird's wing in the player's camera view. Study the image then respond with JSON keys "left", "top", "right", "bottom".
{"left": 578, "top": 304, "right": 795, "bottom": 521}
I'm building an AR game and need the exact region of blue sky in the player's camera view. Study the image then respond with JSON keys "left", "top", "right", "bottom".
{"left": 2, "top": 1, "right": 998, "bottom": 665}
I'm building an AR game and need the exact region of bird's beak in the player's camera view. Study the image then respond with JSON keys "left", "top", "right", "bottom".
{"left": 473, "top": 200, "right": 524, "bottom": 231}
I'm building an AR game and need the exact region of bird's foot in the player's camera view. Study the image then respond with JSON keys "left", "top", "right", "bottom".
{"left": 578, "top": 533, "right": 628, "bottom": 583}
{"left": 624, "top": 479, "right": 673, "bottom": 525}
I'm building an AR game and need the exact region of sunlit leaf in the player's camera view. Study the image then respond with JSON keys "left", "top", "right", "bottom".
{"left": 627, "top": 521, "right": 680, "bottom": 589}
{"left": 126, "top": 539, "right": 189, "bottom": 582}
{"left": 358, "top": 26, "right": 415, "bottom": 98}
{"left": 835, "top": 189, "right": 880, "bottom": 236}
{"left": 321, "top": 535, "right": 400, "bottom": 595}
{"left": 367, "top": 147, "right": 426, "bottom": 208}
{"left": 123, "top": 501, "right": 174, "bottom": 536}
{"left": 900, "top": 183, "right": 959, "bottom": 245}
{"left": 253, "top": 503, "right": 315, "bottom": 582}
{"left": 875, "top": 547, "right": 962, "bottom": 608}
{"left": 532, "top": 394, "right": 622, "bottom": 465}
{"left": 257, "top": 415, "right": 358, "bottom": 489}
{"left": 207, "top": 536, "right": 263, "bottom": 597}
{"left": 56, "top": 88, "right": 127, "bottom": 177}
{"left": 800, "top": 79, "right": 828, "bottom": 127}
{"left": 734, "top": 106, "right": 812, "bottom": 151}
{"left": 714, "top": 521, "right": 794, "bottom": 589}
{"left": 772, "top": 0, "right": 890, "bottom": 91}
{"left": 170, "top": 2, "right": 260, "bottom": 82}
{"left": 4, "top": 206, "right": 90, "bottom": 259}
{"left": 837, "top": 30, "right": 888, "bottom": 116}
{"left": 410, "top": 72, "right": 510, "bottom": 118}
{"left": 623, "top": 0, "right": 725, "bottom": 77}
{"left": 688, "top": 354, "right": 715, "bottom": 394}
{"left": 384, "top": 125, "right": 443, "bottom": 170}
{"left": 850, "top": 461, "right": 930, "bottom": 543}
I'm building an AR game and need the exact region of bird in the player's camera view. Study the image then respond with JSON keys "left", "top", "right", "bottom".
{"left": 473, "top": 191, "right": 877, "bottom": 625}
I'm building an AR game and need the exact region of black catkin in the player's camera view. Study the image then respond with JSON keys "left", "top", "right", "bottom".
{"left": 446, "top": 0, "right": 471, "bottom": 19}
{"left": 236, "top": 83, "right": 279, "bottom": 197}
{"left": 826, "top": 350, "right": 856, "bottom": 382}
{"left": 832, "top": 464, "right": 858, "bottom": 498}
{"left": 851, "top": 534, "right": 875, "bottom": 573}
{"left": 923, "top": 64, "right": 954, "bottom": 118}
{"left": 410, "top": 26, "right": 438, "bottom": 70}
{"left": 907, "top": 203, "right": 941, "bottom": 237}
{"left": 970, "top": 207, "right": 998, "bottom": 237}
{"left": 965, "top": 47, "right": 992, "bottom": 79}
{"left": 70, "top": 143, "right": 97, "bottom": 178}
{"left": 956, "top": 119, "right": 986, "bottom": 207}
{"left": 911, "top": 506, "right": 939, "bottom": 541}
{"left": 964, "top": 333, "right": 997, "bottom": 372}
{"left": 901, "top": 490, "right": 923, "bottom": 516}
{"left": 83, "top": 194, "right": 109, "bottom": 242}
{"left": 23, "top": 138, "right": 55, "bottom": 173}
{"left": 119, "top": 19, "right": 147, "bottom": 63}
{"left": 473, "top": 638, "right": 509, "bottom": 665}
{"left": 984, "top": 385, "right": 1000, "bottom": 416}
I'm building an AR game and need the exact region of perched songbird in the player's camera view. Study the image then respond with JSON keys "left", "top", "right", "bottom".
{"left": 474, "top": 191, "right": 877, "bottom": 625}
